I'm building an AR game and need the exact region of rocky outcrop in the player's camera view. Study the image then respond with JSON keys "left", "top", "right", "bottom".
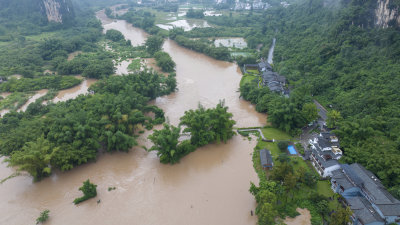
{"left": 41, "top": 0, "right": 74, "bottom": 23}
{"left": 0, "top": 0, "right": 74, "bottom": 24}
{"left": 375, "top": 0, "right": 400, "bottom": 28}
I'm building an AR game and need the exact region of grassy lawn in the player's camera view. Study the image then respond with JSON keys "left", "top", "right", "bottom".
{"left": 261, "top": 127, "right": 293, "bottom": 141}
{"left": 317, "top": 180, "right": 340, "bottom": 210}
{"left": 240, "top": 74, "right": 258, "bottom": 87}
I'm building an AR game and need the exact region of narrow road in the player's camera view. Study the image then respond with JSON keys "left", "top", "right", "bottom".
{"left": 313, "top": 100, "right": 328, "bottom": 121}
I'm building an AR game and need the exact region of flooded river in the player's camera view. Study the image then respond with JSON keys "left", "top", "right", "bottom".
{"left": 0, "top": 10, "right": 266, "bottom": 225}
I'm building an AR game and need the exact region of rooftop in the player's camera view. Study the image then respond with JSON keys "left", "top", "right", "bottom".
{"left": 346, "top": 197, "right": 384, "bottom": 224}
{"left": 260, "top": 149, "right": 273, "bottom": 168}
{"left": 334, "top": 163, "right": 400, "bottom": 217}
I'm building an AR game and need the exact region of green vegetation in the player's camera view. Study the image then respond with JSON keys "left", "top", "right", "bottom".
{"left": 120, "top": 9, "right": 162, "bottom": 35}
{"left": 0, "top": 76, "right": 81, "bottom": 92}
{"left": 149, "top": 102, "right": 236, "bottom": 164}
{"left": 250, "top": 127, "right": 341, "bottom": 225}
{"left": 127, "top": 59, "right": 142, "bottom": 73}
{"left": 36, "top": 209, "right": 50, "bottom": 225}
{"left": 242, "top": 0, "right": 400, "bottom": 194}
{"left": 1, "top": 71, "right": 176, "bottom": 180}
{"left": 73, "top": 179, "right": 97, "bottom": 204}
{"left": 57, "top": 51, "right": 114, "bottom": 78}
{"left": 240, "top": 83, "right": 317, "bottom": 135}
{"left": 105, "top": 29, "right": 125, "bottom": 42}
{"left": 154, "top": 51, "right": 176, "bottom": 72}
{"left": 108, "top": 186, "right": 116, "bottom": 191}
{"left": 148, "top": 124, "right": 194, "bottom": 164}
{"left": 145, "top": 35, "right": 164, "bottom": 55}
{"left": 170, "top": 29, "right": 231, "bottom": 61}
{"left": 0, "top": 92, "right": 29, "bottom": 111}
{"left": 277, "top": 141, "right": 289, "bottom": 152}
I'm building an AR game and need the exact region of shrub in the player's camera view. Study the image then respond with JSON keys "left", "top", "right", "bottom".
{"left": 277, "top": 141, "right": 289, "bottom": 152}
{"left": 36, "top": 209, "right": 50, "bottom": 224}
{"left": 73, "top": 179, "right": 97, "bottom": 204}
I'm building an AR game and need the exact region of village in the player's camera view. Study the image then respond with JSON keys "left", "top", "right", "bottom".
{"left": 241, "top": 60, "right": 400, "bottom": 225}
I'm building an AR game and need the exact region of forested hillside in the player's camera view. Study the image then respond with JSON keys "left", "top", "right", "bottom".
{"left": 270, "top": 0, "right": 400, "bottom": 197}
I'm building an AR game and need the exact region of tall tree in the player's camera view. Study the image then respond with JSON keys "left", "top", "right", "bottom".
{"left": 330, "top": 206, "right": 352, "bottom": 225}
{"left": 7, "top": 136, "right": 54, "bottom": 181}
{"left": 327, "top": 110, "right": 343, "bottom": 129}
{"left": 148, "top": 124, "right": 182, "bottom": 164}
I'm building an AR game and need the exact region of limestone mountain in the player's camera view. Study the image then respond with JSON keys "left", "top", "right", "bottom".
{"left": 0, "top": 0, "right": 75, "bottom": 25}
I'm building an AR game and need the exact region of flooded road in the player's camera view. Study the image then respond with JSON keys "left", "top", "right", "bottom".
{"left": 0, "top": 10, "right": 266, "bottom": 225}
{"left": 268, "top": 38, "right": 276, "bottom": 65}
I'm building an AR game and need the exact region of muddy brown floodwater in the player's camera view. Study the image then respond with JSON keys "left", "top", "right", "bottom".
{"left": 52, "top": 78, "right": 97, "bottom": 103}
{"left": 17, "top": 89, "right": 48, "bottom": 112}
{"left": 0, "top": 10, "right": 266, "bottom": 225}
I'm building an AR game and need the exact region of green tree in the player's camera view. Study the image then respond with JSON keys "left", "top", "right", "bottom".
{"left": 7, "top": 136, "right": 54, "bottom": 181}
{"left": 105, "top": 29, "right": 125, "bottom": 42}
{"left": 148, "top": 124, "right": 182, "bottom": 164}
{"left": 145, "top": 35, "right": 164, "bottom": 55}
{"left": 73, "top": 179, "right": 97, "bottom": 204}
{"left": 277, "top": 141, "right": 289, "bottom": 152}
{"left": 316, "top": 200, "right": 329, "bottom": 220}
{"left": 36, "top": 209, "right": 50, "bottom": 225}
{"left": 180, "top": 102, "right": 236, "bottom": 147}
{"left": 301, "top": 102, "right": 319, "bottom": 123}
{"left": 330, "top": 206, "right": 352, "bottom": 225}
{"left": 154, "top": 51, "right": 176, "bottom": 72}
{"left": 327, "top": 110, "right": 343, "bottom": 129}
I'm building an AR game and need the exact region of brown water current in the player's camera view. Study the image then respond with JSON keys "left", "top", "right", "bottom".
{"left": 18, "top": 89, "right": 48, "bottom": 112}
{"left": 0, "top": 10, "right": 266, "bottom": 225}
{"left": 97, "top": 10, "right": 148, "bottom": 47}
{"left": 52, "top": 78, "right": 97, "bottom": 103}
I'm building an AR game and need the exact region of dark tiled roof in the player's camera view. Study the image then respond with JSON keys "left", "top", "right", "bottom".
{"left": 342, "top": 164, "right": 364, "bottom": 187}
{"left": 260, "top": 149, "right": 273, "bottom": 168}
{"left": 346, "top": 197, "right": 384, "bottom": 224}
{"left": 334, "top": 163, "right": 400, "bottom": 217}
{"left": 311, "top": 146, "right": 340, "bottom": 168}
{"left": 332, "top": 169, "right": 354, "bottom": 190}
{"left": 350, "top": 164, "right": 400, "bottom": 215}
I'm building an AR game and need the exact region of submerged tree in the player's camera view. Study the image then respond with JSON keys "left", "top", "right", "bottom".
{"left": 36, "top": 209, "right": 50, "bottom": 225}
{"left": 180, "top": 101, "right": 236, "bottom": 147}
{"left": 148, "top": 124, "right": 182, "bottom": 164}
{"left": 7, "top": 136, "right": 54, "bottom": 181}
{"left": 73, "top": 179, "right": 97, "bottom": 204}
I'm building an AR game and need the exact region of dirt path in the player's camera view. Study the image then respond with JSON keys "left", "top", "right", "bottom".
{"left": 284, "top": 208, "right": 311, "bottom": 225}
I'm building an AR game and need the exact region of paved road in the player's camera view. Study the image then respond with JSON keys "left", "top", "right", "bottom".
{"left": 313, "top": 100, "right": 328, "bottom": 121}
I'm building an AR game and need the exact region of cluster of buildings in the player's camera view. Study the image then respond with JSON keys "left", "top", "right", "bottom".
{"left": 244, "top": 59, "right": 288, "bottom": 95}
{"left": 306, "top": 132, "right": 400, "bottom": 225}
{"left": 233, "top": 0, "right": 270, "bottom": 11}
